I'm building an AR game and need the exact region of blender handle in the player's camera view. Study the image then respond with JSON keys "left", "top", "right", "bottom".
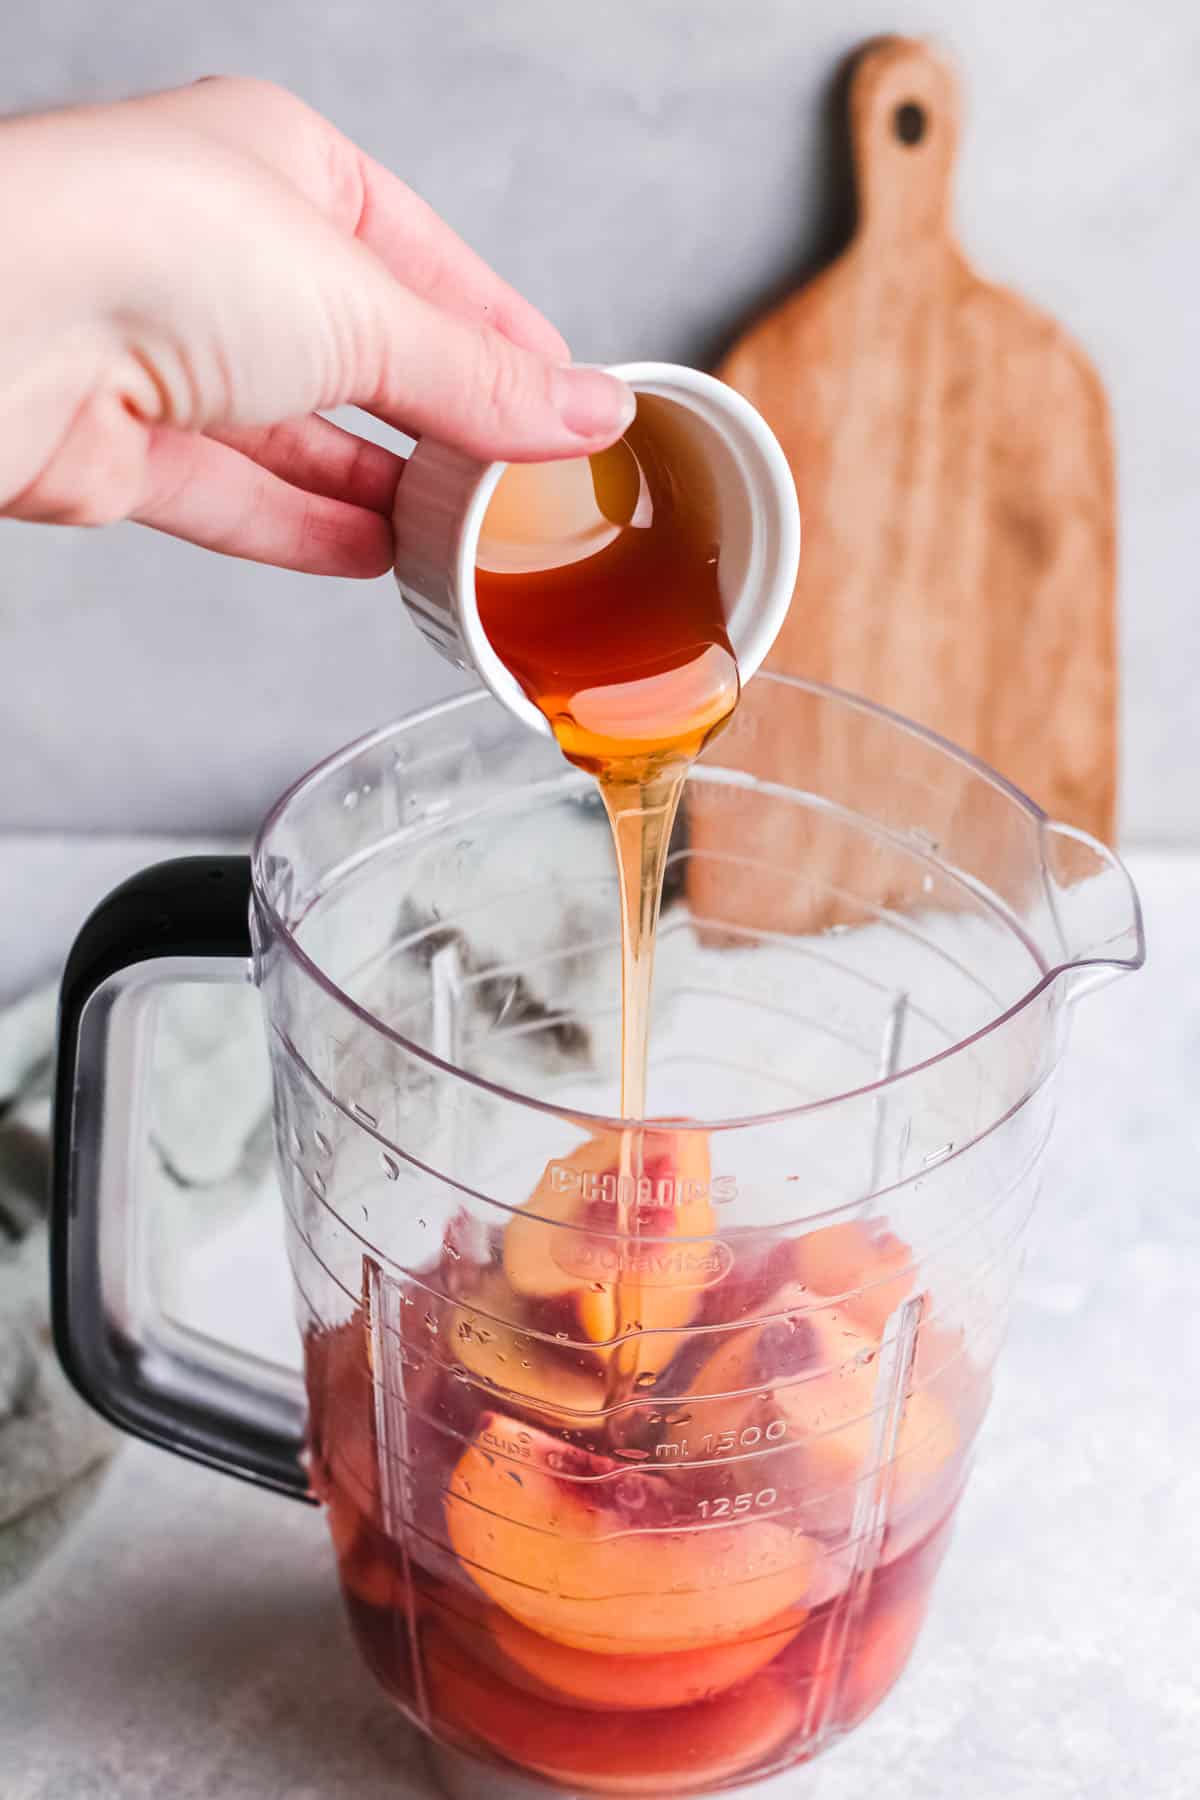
{"left": 51, "top": 856, "right": 313, "bottom": 1504}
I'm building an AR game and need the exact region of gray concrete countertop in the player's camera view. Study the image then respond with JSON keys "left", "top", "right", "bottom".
{"left": 1, "top": 845, "right": 1195, "bottom": 1800}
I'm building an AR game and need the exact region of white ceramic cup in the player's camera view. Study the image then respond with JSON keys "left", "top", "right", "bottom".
{"left": 392, "top": 362, "right": 801, "bottom": 736}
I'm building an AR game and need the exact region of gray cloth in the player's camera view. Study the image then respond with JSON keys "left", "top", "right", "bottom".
{"left": 0, "top": 986, "right": 114, "bottom": 1596}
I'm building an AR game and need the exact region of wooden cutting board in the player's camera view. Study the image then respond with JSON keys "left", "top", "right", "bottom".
{"left": 688, "top": 36, "right": 1116, "bottom": 937}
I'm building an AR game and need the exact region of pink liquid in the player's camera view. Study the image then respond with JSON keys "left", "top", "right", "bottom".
{"left": 303, "top": 1182, "right": 982, "bottom": 1796}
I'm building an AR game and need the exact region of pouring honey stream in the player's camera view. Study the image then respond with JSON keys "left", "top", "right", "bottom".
{"left": 475, "top": 398, "right": 738, "bottom": 1396}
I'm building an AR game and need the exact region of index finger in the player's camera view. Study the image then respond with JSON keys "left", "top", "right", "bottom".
{"left": 146, "top": 78, "right": 570, "bottom": 360}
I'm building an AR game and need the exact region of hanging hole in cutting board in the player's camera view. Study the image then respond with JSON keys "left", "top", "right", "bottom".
{"left": 893, "top": 101, "right": 927, "bottom": 145}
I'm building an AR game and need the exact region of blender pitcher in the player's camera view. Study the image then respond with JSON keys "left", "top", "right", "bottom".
{"left": 51, "top": 674, "right": 1143, "bottom": 1798}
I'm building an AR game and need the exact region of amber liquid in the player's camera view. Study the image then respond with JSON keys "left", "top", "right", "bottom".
{"left": 476, "top": 395, "right": 739, "bottom": 1120}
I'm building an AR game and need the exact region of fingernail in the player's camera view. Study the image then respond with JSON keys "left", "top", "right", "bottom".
{"left": 556, "top": 366, "right": 637, "bottom": 440}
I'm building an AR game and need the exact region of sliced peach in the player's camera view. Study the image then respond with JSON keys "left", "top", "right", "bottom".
{"left": 444, "top": 1412, "right": 816, "bottom": 1655}
{"left": 681, "top": 1288, "right": 959, "bottom": 1537}
{"left": 778, "top": 1307, "right": 958, "bottom": 1532}
{"left": 338, "top": 1540, "right": 399, "bottom": 1613}
{"left": 665, "top": 1282, "right": 826, "bottom": 1456}
{"left": 428, "top": 1580, "right": 565, "bottom": 1697}
{"left": 647, "top": 1289, "right": 817, "bottom": 1464}
{"left": 432, "top": 1586, "right": 779, "bottom": 1714}
{"left": 488, "top": 1606, "right": 801, "bottom": 1711}
{"left": 503, "top": 1132, "right": 619, "bottom": 1302}
{"left": 425, "top": 1626, "right": 802, "bottom": 1795}
{"left": 324, "top": 1489, "right": 401, "bottom": 1611}
{"left": 914, "top": 1315, "right": 991, "bottom": 1437}
{"left": 576, "top": 1277, "right": 620, "bottom": 1345}
{"left": 502, "top": 1125, "right": 716, "bottom": 1347}
{"left": 449, "top": 1270, "right": 608, "bottom": 1416}
{"left": 793, "top": 1219, "right": 916, "bottom": 1336}
{"left": 784, "top": 1585, "right": 928, "bottom": 1734}
{"left": 840, "top": 1590, "right": 929, "bottom": 1727}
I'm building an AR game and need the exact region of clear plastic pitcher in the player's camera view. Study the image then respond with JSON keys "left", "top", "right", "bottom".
{"left": 52, "top": 674, "right": 1144, "bottom": 1798}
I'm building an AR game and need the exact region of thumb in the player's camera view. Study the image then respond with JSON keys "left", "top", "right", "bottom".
{"left": 357, "top": 273, "right": 635, "bottom": 462}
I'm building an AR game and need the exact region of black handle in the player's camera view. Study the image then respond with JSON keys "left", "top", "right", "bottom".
{"left": 51, "top": 856, "right": 313, "bottom": 1502}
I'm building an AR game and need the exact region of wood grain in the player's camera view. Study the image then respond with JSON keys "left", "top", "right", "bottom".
{"left": 688, "top": 37, "right": 1116, "bottom": 940}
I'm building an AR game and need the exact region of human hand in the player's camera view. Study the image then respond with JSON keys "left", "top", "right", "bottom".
{"left": 0, "top": 78, "right": 635, "bottom": 575}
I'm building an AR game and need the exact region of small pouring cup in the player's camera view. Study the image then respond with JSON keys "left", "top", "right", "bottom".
{"left": 392, "top": 362, "right": 801, "bottom": 735}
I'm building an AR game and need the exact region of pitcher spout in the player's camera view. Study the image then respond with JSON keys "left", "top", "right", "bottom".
{"left": 1041, "top": 820, "right": 1146, "bottom": 1000}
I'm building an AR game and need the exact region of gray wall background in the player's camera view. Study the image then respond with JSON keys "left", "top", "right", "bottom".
{"left": 1, "top": 1, "right": 1196, "bottom": 843}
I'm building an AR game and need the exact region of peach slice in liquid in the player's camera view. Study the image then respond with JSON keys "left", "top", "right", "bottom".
{"left": 792, "top": 1218, "right": 916, "bottom": 1336}
{"left": 792, "top": 1220, "right": 987, "bottom": 1442}
{"left": 444, "top": 1412, "right": 816, "bottom": 1656}
{"left": 424, "top": 1625, "right": 803, "bottom": 1796}
{"left": 839, "top": 1588, "right": 931, "bottom": 1727}
{"left": 786, "top": 1565, "right": 936, "bottom": 1733}
{"left": 679, "top": 1287, "right": 960, "bottom": 1535}
{"left": 502, "top": 1126, "right": 716, "bottom": 1345}
{"left": 487, "top": 1604, "right": 802, "bottom": 1711}
{"left": 430, "top": 1578, "right": 800, "bottom": 1714}
{"left": 448, "top": 1270, "right": 609, "bottom": 1418}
